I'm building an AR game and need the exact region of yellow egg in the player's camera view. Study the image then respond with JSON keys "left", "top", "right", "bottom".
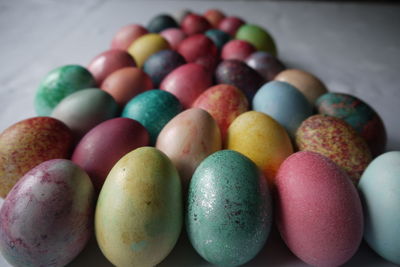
{"left": 226, "top": 111, "right": 293, "bottom": 185}
{"left": 95, "top": 147, "right": 182, "bottom": 267}
{"left": 128, "top": 33, "right": 170, "bottom": 68}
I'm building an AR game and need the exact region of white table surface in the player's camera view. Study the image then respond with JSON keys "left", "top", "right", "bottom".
{"left": 0, "top": 1, "right": 399, "bottom": 266}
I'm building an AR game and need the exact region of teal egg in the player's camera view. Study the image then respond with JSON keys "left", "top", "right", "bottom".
{"left": 34, "top": 65, "right": 96, "bottom": 116}
{"left": 316, "top": 92, "right": 386, "bottom": 156}
{"left": 122, "top": 89, "right": 182, "bottom": 144}
{"left": 358, "top": 151, "right": 400, "bottom": 265}
{"left": 186, "top": 150, "right": 272, "bottom": 266}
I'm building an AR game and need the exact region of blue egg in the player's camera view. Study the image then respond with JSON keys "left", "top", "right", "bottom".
{"left": 205, "top": 29, "right": 231, "bottom": 50}
{"left": 358, "top": 151, "right": 400, "bottom": 265}
{"left": 252, "top": 81, "right": 312, "bottom": 138}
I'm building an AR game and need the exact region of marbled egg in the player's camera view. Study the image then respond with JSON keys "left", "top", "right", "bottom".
{"left": 181, "top": 13, "right": 211, "bottom": 35}
{"left": 147, "top": 14, "right": 178, "bottom": 33}
{"left": 218, "top": 16, "right": 245, "bottom": 36}
{"left": 0, "top": 159, "right": 94, "bottom": 267}
{"left": 187, "top": 150, "right": 272, "bottom": 266}
{"left": 235, "top": 24, "right": 277, "bottom": 56}
{"left": 296, "top": 114, "right": 372, "bottom": 182}
{"left": 245, "top": 51, "right": 285, "bottom": 81}
{"left": 95, "top": 147, "right": 182, "bottom": 267}
{"left": 128, "top": 33, "right": 170, "bottom": 68}
{"left": 0, "top": 117, "right": 73, "bottom": 197}
{"left": 110, "top": 24, "right": 148, "bottom": 50}
{"left": 316, "top": 92, "right": 386, "bottom": 156}
{"left": 205, "top": 29, "right": 231, "bottom": 50}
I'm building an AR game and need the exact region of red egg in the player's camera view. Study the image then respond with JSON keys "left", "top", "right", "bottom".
{"left": 160, "top": 28, "right": 187, "bottom": 50}
{"left": 160, "top": 63, "right": 212, "bottom": 109}
{"left": 181, "top": 13, "right": 212, "bottom": 35}
{"left": 87, "top": 49, "right": 136, "bottom": 86}
{"left": 276, "top": 151, "right": 364, "bottom": 267}
{"left": 110, "top": 24, "right": 148, "bottom": 50}
{"left": 203, "top": 9, "right": 225, "bottom": 28}
{"left": 218, "top": 16, "right": 245, "bottom": 36}
{"left": 221, "top": 39, "right": 256, "bottom": 61}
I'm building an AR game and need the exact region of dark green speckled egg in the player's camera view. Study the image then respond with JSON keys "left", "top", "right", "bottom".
{"left": 186, "top": 150, "right": 272, "bottom": 267}
{"left": 316, "top": 92, "right": 386, "bottom": 156}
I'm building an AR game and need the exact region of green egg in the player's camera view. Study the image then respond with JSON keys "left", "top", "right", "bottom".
{"left": 186, "top": 150, "right": 272, "bottom": 267}
{"left": 34, "top": 65, "right": 96, "bottom": 116}
{"left": 235, "top": 24, "right": 277, "bottom": 56}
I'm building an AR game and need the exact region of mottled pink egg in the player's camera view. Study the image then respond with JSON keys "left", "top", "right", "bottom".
{"left": 181, "top": 13, "right": 211, "bottom": 35}
{"left": 218, "top": 16, "right": 245, "bottom": 36}
{"left": 110, "top": 24, "right": 148, "bottom": 50}
{"left": 160, "top": 28, "right": 187, "bottom": 50}
{"left": 221, "top": 39, "right": 256, "bottom": 61}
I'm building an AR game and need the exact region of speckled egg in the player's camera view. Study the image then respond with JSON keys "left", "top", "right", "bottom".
{"left": 95, "top": 147, "right": 182, "bottom": 267}
{"left": 0, "top": 159, "right": 95, "bottom": 267}
{"left": 226, "top": 111, "right": 293, "bottom": 186}
{"left": 358, "top": 151, "right": 400, "bottom": 265}
{"left": 147, "top": 14, "right": 178, "bottom": 33}
{"left": 110, "top": 24, "right": 148, "bottom": 50}
{"left": 245, "top": 51, "right": 285, "bottom": 81}
{"left": 235, "top": 24, "right": 277, "bottom": 56}
{"left": 34, "top": 65, "right": 96, "bottom": 116}
{"left": 253, "top": 81, "right": 313, "bottom": 138}
{"left": 316, "top": 92, "right": 386, "bottom": 156}
{"left": 122, "top": 89, "right": 182, "bottom": 144}
{"left": 186, "top": 150, "right": 272, "bottom": 267}
{"left": 204, "top": 29, "right": 231, "bottom": 50}
{"left": 0, "top": 117, "right": 73, "bottom": 198}
{"left": 156, "top": 108, "right": 221, "bottom": 190}
{"left": 296, "top": 114, "right": 372, "bottom": 183}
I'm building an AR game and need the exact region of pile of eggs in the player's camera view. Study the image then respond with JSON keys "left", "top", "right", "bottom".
{"left": 0, "top": 8, "right": 399, "bottom": 267}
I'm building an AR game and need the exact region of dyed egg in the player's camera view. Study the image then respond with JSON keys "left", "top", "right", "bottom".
{"left": 316, "top": 92, "right": 386, "bottom": 156}
{"left": 275, "top": 69, "right": 328, "bottom": 105}
{"left": 276, "top": 151, "right": 363, "bottom": 267}
{"left": 34, "top": 65, "right": 96, "bottom": 116}
{"left": 110, "top": 24, "right": 148, "bottom": 50}
{"left": 245, "top": 51, "right": 285, "bottom": 81}
{"left": 143, "top": 50, "right": 186, "bottom": 87}
{"left": 122, "top": 90, "right": 182, "bottom": 144}
{"left": 296, "top": 114, "right": 372, "bottom": 182}
{"left": 128, "top": 33, "right": 170, "bottom": 68}
{"left": 0, "top": 159, "right": 94, "bottom": 267}
{"left": 203, "top": 9, "right": 225, "bottom": 28}
{"left": 218, "top": 16, "right": 245, "bottom": 36}
{"left": 235, "top": 24, "right": 277, "bottom": 56}
{"left": 253, "top": 81, "right": 313, "bottom": 138}
{"left": 192, "top": 84, "right": 249, "bottom": 142}
{"left": 181, "top": 13, "right": 211, "bottom": 35}
{"left": 0, "top": 117, "right": 73, "bottom": 197}
{"left": 160, "top": 63, "right": 212, "bottom": 109}
{"left": 221, "top": 40, "right": 256, "bottom": 61}
{"left": 101, "top": 67, "right": 153, "bottom": 107}
{"left": 147, "top": 14, "right": 178, "bottom": 33}
{"left": 72, "top": 118, "right": 149, "bottom": 192}
{"left": 187, "top": 150, "right": 272, "bottom": 266}
{"left": 156, "top": 108, "right": 221, "bottom": 190}
{"left": 87, "top": 49, "right": 136, "bottom": 86}
{"left": 51, "top": 88, "right": 119, "bottom": 142}
{"left": 160, "top": 28, "right": 187, "bottom": 50}
{"left": 358, "top": 151, "right": 400, "bottom": 265}
{"left": 95, "top": 147, "right": 182, "bottom": 267}
{"left": 205, "top": 29, "right": 231, "bottom": 50}
{"left": 215, "top": 59, "right": 265, "bottom": 102}
{"left": 226, "top": 111, "right": 293, "bottom": 185}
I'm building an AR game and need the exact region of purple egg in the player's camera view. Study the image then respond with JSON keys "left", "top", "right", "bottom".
{"left": 245, "top": 51, "right": 285, "bottom": 81}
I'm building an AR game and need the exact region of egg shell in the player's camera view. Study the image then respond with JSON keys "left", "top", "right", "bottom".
{"left": 87, "top": 49, "right": 136, "bottom": 86}
{"left": 215, "top": 59, "right": 265, "bottom": 102}
{"left": 34, "top": 65, "right": 96, "bottom": 116}
{"left": 275, "top": 151, "right": 364, "bottom": 267}
{"left": 51, "top": 88, "right": 119, "bottom": 143}
{"left": 235, "top": 24, "right": 277, "bottom": 56}
{"left": 181, "top": 13, "right": 211, "bottom": 35}
{"left": 316, "top": 92, "right": 386, "bottom": 156}
{"left": 110, "top": 24, "right": 148, "bottom": 50}
{"left": 252, "top": 81, "right": 313, "bottom": 138}
{"left": 226, "top": 111, "right": 293, "bottom": 186}
{"left": 245, "top": 51, "right": 286, "bottom": 81}
{"left": 72, "top": 118, "right": 149, "bottom": 193}
{"left": 160, "top": 28, "right": 187, "bottom": 50}
{"left": 296, "top": 114, "right": 372, "bottom": 183}
{"left": 101, "top": 67, "right": 153, "bottom": 107}
{"left": 0, "top": 159, "right": 95, "bottom": 267}
{"left": 192, "top": 84, "right": 249, "bottom": 142}
{"left": 275, "top": 69, "right": 328, "bottom": 105}
{"left": 95, "top": 147, "right": 182, "bottom": 267}
{"left": 203, "top": 9, "right": 225, "bottom": 28}
{"left": 358, "top": 151, "right": 400, "bottom": 265}
{"left": 177, "top": 34, "right": 218, "bottom": 71}
{"left": 218, "top": 16, "right": 245, "bottom": 36}
{"left": 205, "top": 29, "right": 231, "bottom": 50}
{"left": 0, "top": 117, "right": 73, "bottom": 197}
{"left": 143, "top": 50, "right": 186, "bottom": 87}
{"left": 127, "top": 33, "right": 170, "bottom": 68}
{"left": 160, "top": 63, "right": 212, "bottom": 109}
{"left": 186, "top": 150, "right": 272, "bottom": 266}
{"left": 122, "top": 89, "right": 182, "bottom": 144}
{"left": 221, "top": 39, "right": 256, "bottom": 61}
{"left": 156, "top": 108, "right": 221, "bottom": 190}
{"left": 147, "top": 14, "right": 178, "bottom": 33}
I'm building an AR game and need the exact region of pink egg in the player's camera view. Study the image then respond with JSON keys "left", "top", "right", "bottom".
{"left": 275, "top": 151, "right": 364, "bottom": 267}
{"left": 110, "top": 24, "right": 148, "bottom": 50}
{"left": 181, "top": 13, "right": 212, "bottom": 35}
{"left": 221, "top": 39, "right": 256, "bottom": 61}
{"left": 160, "top": 28, "right": 187, "bottom": 50}
{"left": 218, "top": 16, "right": 245, "bottom": 36}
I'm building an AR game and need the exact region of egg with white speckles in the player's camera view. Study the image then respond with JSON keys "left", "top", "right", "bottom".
{"left": 186, "top": 150, "right": 272, "bottom": 267}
